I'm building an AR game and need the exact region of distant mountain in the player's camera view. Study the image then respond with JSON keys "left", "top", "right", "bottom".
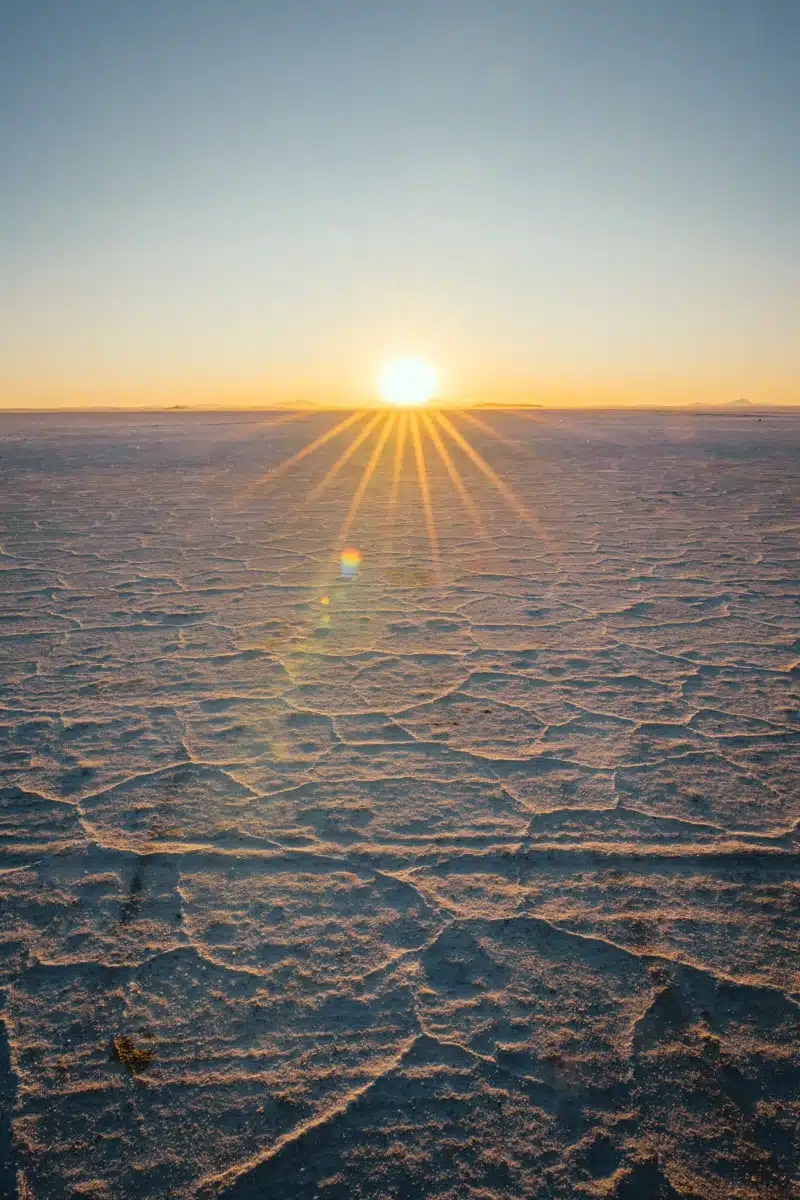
{"left": 688, "top": 398, "right": 755, "bottom": 410}
{"left": 684, "top": 399, "right": 800, "bottom": 416}
{"left": 471, "top": 401, "right": 543, "bottom": 409}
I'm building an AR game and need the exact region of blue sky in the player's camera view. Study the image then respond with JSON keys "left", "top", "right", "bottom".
{"left": 1, "top": 0, "right": 797, "bottom": 406}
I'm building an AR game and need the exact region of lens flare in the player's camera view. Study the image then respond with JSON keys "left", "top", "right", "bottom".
{"left": 340, "top": 547, "right": 362, "bottom": 578}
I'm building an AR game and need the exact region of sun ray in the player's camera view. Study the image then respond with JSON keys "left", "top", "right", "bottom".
{"left": 421, "top": 411, "right": 488, "bottom": 541}
{"left": 410, "top": 412, "right": 440, "bottom": 578}
{"left": 434, "top": 411, "right": 538, "bottom": 527}
{"left": 463, "top": 411, "right": 574, "bottom": 501}
{"left": 256, "top": 409, "right": 366, "bottom": 487}
{"left": 493, "top": 405, "right": 572, "bottom": 445}
{"left": 385, "top": 412, "right": 408, "bottom": 561}
{"left": 306, "top": 411, "right": 383, "bottom": 505}
{"left": 251, "top": 410, "right": 313, "bottom": 433}
{"left": 388, "top": 412, "right": 408, "bottom": 523}
{"left": 458, "top": 410, "right": 527, "bottom": 451}
{"left": 457, "top": 409, "right": 565, "bottom": 485}
{"left": 219, "top": 412, "right": 314, "bottom": 489}
{"left": 337, "top": 412, "right": 395, "bottom": 545}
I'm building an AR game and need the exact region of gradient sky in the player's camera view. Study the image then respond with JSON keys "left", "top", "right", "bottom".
{"left": 1, "top": 0, "right": 797, "bottom": 407}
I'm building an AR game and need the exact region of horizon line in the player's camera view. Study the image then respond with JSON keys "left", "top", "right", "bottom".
{"left": 1, "top": 401, "right": 798, "bottom": 414}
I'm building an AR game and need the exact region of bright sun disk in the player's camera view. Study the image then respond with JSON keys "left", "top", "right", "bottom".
{"left": 377, "top": 357, "right": 438, "bottom": 407}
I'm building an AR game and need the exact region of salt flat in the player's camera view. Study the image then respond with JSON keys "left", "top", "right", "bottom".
{"left": 0, "top": 409, "right": 798, "bottom": 1199}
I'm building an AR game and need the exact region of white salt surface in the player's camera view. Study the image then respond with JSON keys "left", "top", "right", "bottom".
{"left": 0, "top": 409, "right": 798, "bottom": 1198}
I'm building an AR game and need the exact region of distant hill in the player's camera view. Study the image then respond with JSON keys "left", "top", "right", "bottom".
{"left": 472, "top": 401, "right": 543, "bottom": 409}
{"left": 683, "top": 400, "right": 799, "bottom": 416}
{"left": 688, "top": 398, "right": 756, "bottom": 410}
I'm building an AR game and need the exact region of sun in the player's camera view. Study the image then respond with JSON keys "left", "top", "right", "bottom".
{"left": 377, "top": 357, "right": 439, "bottom": 407}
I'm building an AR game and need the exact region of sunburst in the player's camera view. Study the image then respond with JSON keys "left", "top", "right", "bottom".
{"left": 251, "top": 401, "right": 545, "bottom": 587}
